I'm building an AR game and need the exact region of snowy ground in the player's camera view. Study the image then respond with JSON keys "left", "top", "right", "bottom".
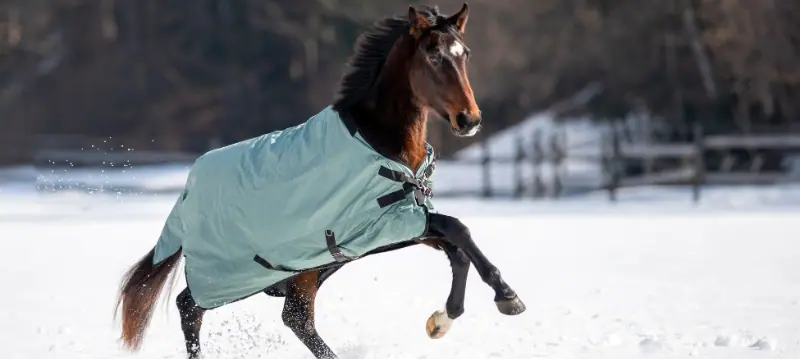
{"left": 2, "top": 165, "right": 800, "bottom": 358}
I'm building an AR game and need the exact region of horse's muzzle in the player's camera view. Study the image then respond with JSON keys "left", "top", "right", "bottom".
{"left": 452, "top": 111, "right": 482, "bottom": 137}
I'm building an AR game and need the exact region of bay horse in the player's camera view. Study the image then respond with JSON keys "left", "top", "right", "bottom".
{"left": 114, "top": 4, "right": 526, "bottom": 359}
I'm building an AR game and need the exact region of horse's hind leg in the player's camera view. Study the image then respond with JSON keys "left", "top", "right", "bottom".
{"left": 428, "top": 213, "right": 526, "bottom": 316}
{"left": 283, "top": 270, "right": 337, "bottom": 359}
{"left": 177, "top": 287, "right": 206, "bottom": 358}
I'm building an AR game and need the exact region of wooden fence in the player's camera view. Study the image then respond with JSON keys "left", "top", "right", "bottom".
{"left": 434, "top": 125, "right": 800, "bottom": 201}
{"left": 432, "top": 129, "right": 569, "bottom": 199}
{"left": 601, "top": 126, "right": 800, "bottom": 202}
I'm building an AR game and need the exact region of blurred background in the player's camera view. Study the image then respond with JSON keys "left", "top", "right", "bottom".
{"left": 2, "top": 0, "right": 800, "bottom": 200}
{"left": 3, "top": 2, "right": 800, "bottom": 358}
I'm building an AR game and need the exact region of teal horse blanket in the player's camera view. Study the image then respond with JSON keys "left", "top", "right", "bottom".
{"left": 152, "top": 106, "right": 436, "bottom": 309}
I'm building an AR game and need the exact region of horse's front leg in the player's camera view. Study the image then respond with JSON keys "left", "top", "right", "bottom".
{"left": 282, "top": 270, "right": 338, "bottom": 359}
{"left": 418, "top": 238, "right": 471, "bottom": 339}
{"left": 428, "top": 213, "right": 526, "bottom": 315}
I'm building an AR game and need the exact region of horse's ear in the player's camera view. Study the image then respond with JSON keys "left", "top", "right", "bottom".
{"left": 408, "top": 6, "right": 432, "bottom": 38}
{"left": 447, "top": 3, "right": 469, "bottom": 33}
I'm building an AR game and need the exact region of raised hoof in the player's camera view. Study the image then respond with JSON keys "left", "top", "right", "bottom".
{"left": 495, "top": 295, "right": 526, "bottom": 315}
{"left": 425, "top": 310, "right": 454, "bottom": 339}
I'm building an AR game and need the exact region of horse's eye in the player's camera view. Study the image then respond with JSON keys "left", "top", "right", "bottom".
{"left": 428, "top": 53, "right": 442, "bottom": 65}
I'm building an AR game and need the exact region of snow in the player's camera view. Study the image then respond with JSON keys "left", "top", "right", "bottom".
{"left": 2, "top": 162, "right": 800, "bottom": 359}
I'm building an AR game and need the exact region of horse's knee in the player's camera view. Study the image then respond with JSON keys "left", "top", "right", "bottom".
{"left": 450, "top": 249, "right": 470, "bottom": 268}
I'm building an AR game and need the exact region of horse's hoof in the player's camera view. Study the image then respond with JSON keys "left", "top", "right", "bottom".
{"left": 495, "top": 295, "right": 526, "bottom": 315}
{"left": 425, "top": 310, "right": 453, "bottom": 339}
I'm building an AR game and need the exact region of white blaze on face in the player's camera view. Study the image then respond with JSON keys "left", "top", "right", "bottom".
{"left": 449, "top": 40, "right": 465, "bottom": 57}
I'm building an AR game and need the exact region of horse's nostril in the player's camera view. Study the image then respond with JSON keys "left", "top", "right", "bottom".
{"left": 455, "top": 112, "right": 470, "bottom": 129}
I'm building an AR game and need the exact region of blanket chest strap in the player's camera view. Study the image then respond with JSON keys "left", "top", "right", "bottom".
{"left": 376, "top": 165, "right": 433, "bottom": 208}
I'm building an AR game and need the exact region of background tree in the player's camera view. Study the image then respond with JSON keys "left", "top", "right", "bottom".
{"left": 1, "top": 0, "right": 800, "bottom": 164}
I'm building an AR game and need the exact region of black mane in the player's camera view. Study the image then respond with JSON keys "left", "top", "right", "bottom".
{"left": 332, "top": 5, "right": 448, "bottom": 112}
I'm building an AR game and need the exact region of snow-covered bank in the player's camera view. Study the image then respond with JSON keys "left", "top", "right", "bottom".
{"left": 1, "top": 185, "right": 800, "bottom": 358}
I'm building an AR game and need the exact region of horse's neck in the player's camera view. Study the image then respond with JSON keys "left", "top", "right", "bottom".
{"left": 350, "top": 86, "right": 429, "bottom": 172}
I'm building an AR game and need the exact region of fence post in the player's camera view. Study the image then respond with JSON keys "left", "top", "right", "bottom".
{"left": 550, "top": 131, "right": 565, "bottom": 198}
{"left": 605, "top": 129, "right": 621, "bottom": 202}
{"left": 481, "top": 137, "right": 491, "bottom": 198}
{"left": 692, "top": 123, "right": 705, "bottom": 203}
{"left": 532, "top": 129, "right": 545, "bottom": 198}
{"left": 513, "top": 134, "right": 525, "bottom": 198}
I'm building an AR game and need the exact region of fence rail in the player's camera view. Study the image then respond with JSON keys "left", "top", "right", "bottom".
{"left": 434, "top": 125, "right": 800, "bottom": 201}
{"left": 601, "top": 125, "right": 800, "bottom": 202}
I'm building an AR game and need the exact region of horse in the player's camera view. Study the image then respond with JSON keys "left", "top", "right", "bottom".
{"left": 114, "top": 4, "right": 526, "bottom": 359}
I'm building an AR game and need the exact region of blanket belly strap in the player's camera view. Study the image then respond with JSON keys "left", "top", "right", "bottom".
{"left": 325, "top": 230, "right": 354, "bottom": 263}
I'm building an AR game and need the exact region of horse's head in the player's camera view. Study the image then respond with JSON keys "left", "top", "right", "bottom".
{"left": 406, "top": 4, "right": 481, "bottom": 137}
